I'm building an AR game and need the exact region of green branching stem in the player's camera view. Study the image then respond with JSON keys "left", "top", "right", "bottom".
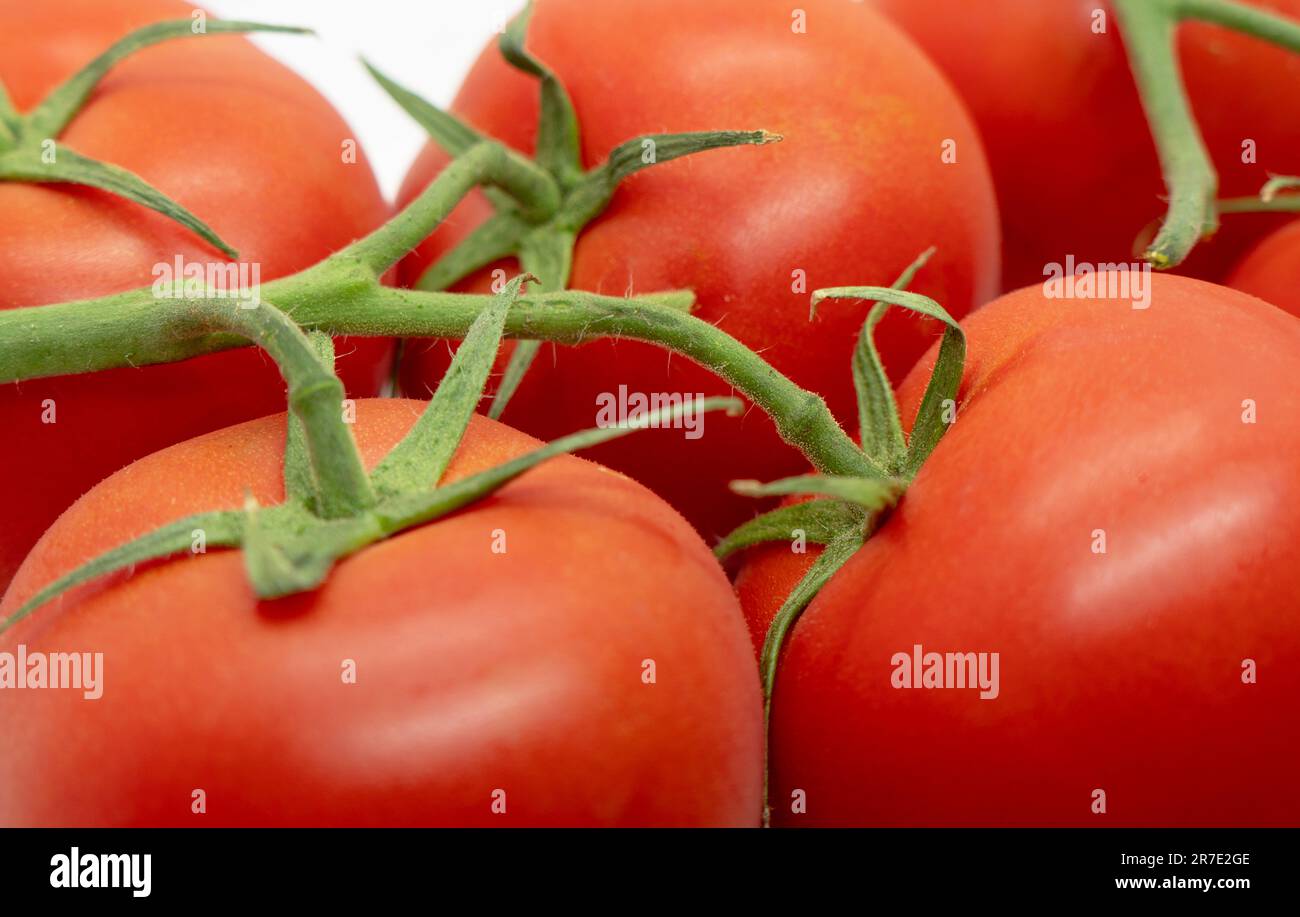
{"left": 0, "top": 284, "right": 871, "bottom": 481}
{"left": 1114, "top": 0, "right": 1300, "bottom": 268}
{"left": 1113, "top": 0, "right": 1216, "bottom": 269}
{"left": 153, "top": 296, "right": 372, "bottom": 518}
{"left": 1216, "top": 175, "right": 1300, "bottom": 214}
{"left": 329, "top": 288, "right": 874, "bottom": 479}
{"left": 0, "top": 83, "right": 859, "bottom": 487}
{"left": 365, "top": 43, "right": 779, "bottom": 414}
{"left": 731, "top": 474, "right": 905, "bottom": 507}
{"left": 343, "top": 141, "right": 559, "bottom": 275}
{"left": 1171, "top": 0, "right": 1300, "bottom": 51}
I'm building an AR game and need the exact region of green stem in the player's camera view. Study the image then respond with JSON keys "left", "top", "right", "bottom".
{"left": 0, "top": 279, "right": 869, "bottom": 479}
{"left": 0, "top": 103, "right": 863, "bottom": 483}
{"left": 488, "top": 230, "right": 574, "bottom": 418}
{"left": 153, "top": 298, "right": 373, "bottom": 518}
{"left": 1217, "top": 195, "right": 1300, "bottom": 215}
{"left": 1114, "top": 0, "right": 1217, "bottom": 269}
{"left": 343, "top": 141, "right": 558, "bottom": 276}
{"left": 350, "top": 287, "right": 873, "bottom": 478}
{"left": 1115, "top": 0, "right": 1300, "bottom": 268}
{"left": 1172, "top": 0, "right": 1300, "bottom": 50}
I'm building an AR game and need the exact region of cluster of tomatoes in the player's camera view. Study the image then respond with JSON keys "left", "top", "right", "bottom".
{"left": 1, "top": 0, "right": 1298, "bottom": 827}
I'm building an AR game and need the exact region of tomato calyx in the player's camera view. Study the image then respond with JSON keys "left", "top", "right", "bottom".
{"left": 711, "top": 249, "right": 968, "bottom": 826}
{"left": 1113, "top": 0, "right": 1300, "bottom": 269}
{"left": 0, "top": 18, "right": 312, "bottom": 260}
{"left": 368, "top": 0, "right": 780, "bottom": 416}
{"left": 0, "top": 272, "right": 743, "bottom": 633}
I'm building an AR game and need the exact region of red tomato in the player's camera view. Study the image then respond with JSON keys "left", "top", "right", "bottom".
{"left": 0, "top": 400, "right": 763, "bottom": 827}
{"left": 0, "top": 0, "right": 393, "bottom": 589}
{"left": 872, "top": 0, "right": 1300, "bottom": 289}
{"left": 1227, "top": 219, "right": 1300, "bottom": 316}
{"left": 396, "top": 0, "right": 1000, "bottom": 540}
{"left": 737, "top": 274, "right": 1300, "bottom": 826}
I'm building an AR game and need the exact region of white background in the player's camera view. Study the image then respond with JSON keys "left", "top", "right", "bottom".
{"left": 212, "top": 1, "right": 519, "bottom": 198}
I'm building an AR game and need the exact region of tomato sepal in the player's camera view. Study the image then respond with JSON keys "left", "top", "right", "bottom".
{"left": 813, "top": 282, "right": 965, "bottom": 475}
{"left": 371, "top": 274, "right": 534, "bottom": 494}
{"left": 0, "top": 511, "right": 243, "bottom": 633}
{"left": 0, "top": 19, "right": 313, "bottom": 259}
{"left": 713, "top": 500, "right": 867, "bottom": 562}
{"left": 755, "top": 528, "right": 866, "bottom": 827}
{"left": 498, "top": 0, "right": 584, "bottom": 189}
{"left": 1, "top": 270, "right": 744, "bottom": 631}
{"left": 367, "top": 12, "right": 778, "bottom": 415}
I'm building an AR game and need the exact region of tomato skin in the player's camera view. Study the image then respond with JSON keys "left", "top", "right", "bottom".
{"left": 1227, "top": 220, "right": 1300, "bottom": 317}
{"left": 871, "top": 0, "right": 1300, "bottom": 290}
{"left": 738, "top": 274, "right": 1300, "bottom": 826}
{"left": 0, "top": 0, "right": 393, "bottom": 589}
{"left": 0, "top": 400, "right": 763, "bottom": 827}
{"left": 396, "top": 0, "right": 1000, "bottom": 540}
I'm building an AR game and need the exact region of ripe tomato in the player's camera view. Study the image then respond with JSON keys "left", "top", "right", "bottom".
{"left": 0, "top": 0, "right": 392, "bottom": 589}
{"left": 396, "top": 0, "right": 1000, "bottom": 540}
{"left": 872, "top": 0, "right": 1300, "bottom": 290}
{"left": 0, "top": 400, "right": 763, "bottom": 827}
{"left": 1227, "top": 219, "right": 1300, "bottom": 316}
{"left": 737, "top": 274, "right": 1300, "bottom": 826}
